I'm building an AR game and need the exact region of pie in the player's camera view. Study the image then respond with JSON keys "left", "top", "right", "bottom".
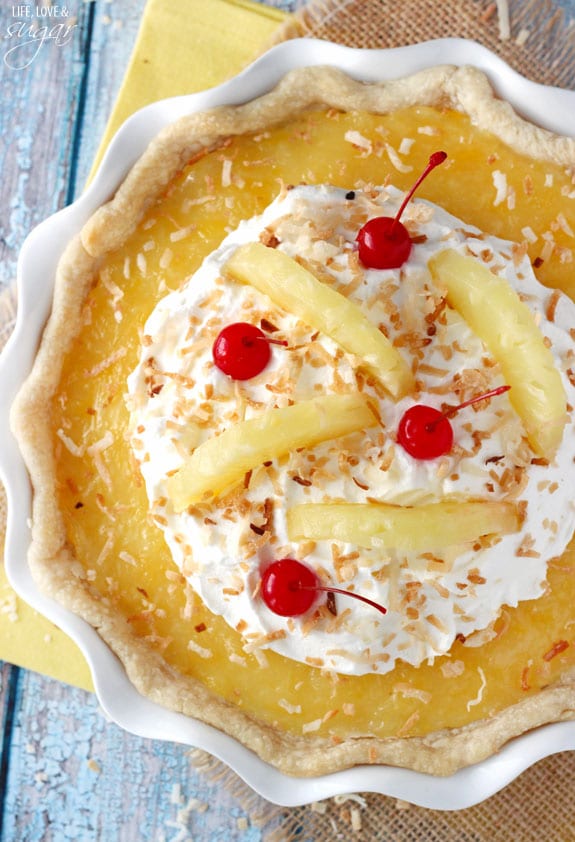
{"left": 12, "top": 64, "right": 575, "bottom": 777}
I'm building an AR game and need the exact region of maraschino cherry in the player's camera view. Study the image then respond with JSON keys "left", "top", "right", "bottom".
{"left": 212, "top": 321, "right": 287, "bottom": 380}
{"left": 356, "top": 151, "right": 448, "bottom": 270}
{"left": 397, "top": 384, "right": 511, "bottom": 460}
{"left": 261, "top": 558, "right": 388, "bottom": 618}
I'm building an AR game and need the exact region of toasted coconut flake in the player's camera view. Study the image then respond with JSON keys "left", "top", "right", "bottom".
{"left": 87, "top": 430, "right": 114, "bottom": 455}
{"left": 515, "top": 26, "right": 530, "bottom": 45}
{"left": 384, "top": 143, "right": 413, "bottom": 173}
{"left": 462, "top": 625, "right": 497, "bottom": 648}
{"left": 521, "top": 225, "right": 537, "bottom": 243}
{"left": 170, "top": 225, "right": 196, "bottom": 243}
{"left": 481, "top": 1, "right": 496, "bottom": 22}
{"left": 546, "top": 289, "right": 562, "bottom": 322}
{"left": 440, "top": 659, "right": 465, "bottom": 678}
{"left": 466, "top": 667, "right": 487, "bottom": 711}
{"left": 492, "top": 170, "right": 508, "bottom": 206}
{"left": 543, "top": 639, "right": 569, "bottom": 661}
{"left": 399, "top": 137, "right": 415, "bottom": 155}
{"left": 305, "top": 656, "right": 325, "bottom": 668}
{"left": 159, "top": 248, "right": 173, "bottom": 269}
{"left": 118, "top": 551, "right": 137, "bottom": 567}
{"left": 278, "top": 698, "right": 302, "bottom": 715}
{"left": 350, "top": 807, "right": 363, "bottom": 832}
{"left": 187, "top": 639, "right": 213, "bottom": 659}
{"left": 555, "top": 212, "right": 574, "bottom": 238}
{"left": 57, "top": 429, "right": 85, "bottom": 457}
{"left": 495, "top": 0, "right": 511, "bottom": 40}
{"left": 84, "top": 347, "right": 127, "bottom": 378}
{"left": 101, "top": 269, "right": 124, "bottom": 308}
{"left": 243, "top": 630, "right": 286, "bottom": 653}
{"left": 541, "top": 235, "right": 556, "bottom": 262}
{"left": 426, "top": 614, "right": 449, "bottom": 634}
{"left": 516, "top": 533, "right": 541, "bottom": 558}
{"left": 417, "top": 125, "right": 439, "bottom": 136}
{"left": 344, "top": 130, "right": 373, "bottom": 155}
{"left": 393, "top": 683, "right": 432, "bottom": 704}
{"left": 302, "top": 717, "right": 323, "bottom": 734}
{"left": 396, "top": 710, "right": 420, "bottom": 738}
{"left": 96, "top": 534, "right": 114, "bottom": 567}
{"left": 229, "top": 653, "right": 247, "bottom": 667}
{"left": 221, "top": 158, "right": 233, "bottom": 187}
{"left": 1, "top": 586, "right": 19, "bottom": 623}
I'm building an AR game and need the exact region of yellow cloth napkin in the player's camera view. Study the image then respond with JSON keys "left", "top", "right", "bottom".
{"left": 0, "top": 569, "right": 94, "bottom": 689}
{"left": 1, "top": 0, "right": 287, "bottom": 692}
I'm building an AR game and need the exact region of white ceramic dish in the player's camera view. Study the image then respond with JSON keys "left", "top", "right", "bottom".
{"left": 2, "top": 37, "right": 575, "bottom": 810}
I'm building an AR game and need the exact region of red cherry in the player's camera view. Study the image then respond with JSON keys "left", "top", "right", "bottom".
{"left": 357, "top": 151, "right": 447, "bottom": 270}
{"left": 261, "top": 558, "right": 319, "bottom": 617}
{"left": 397, "top": 385, "right": 511, "bottom": 460}
{"left": 398, "top": 404, "right": 453, "bottom": 460}
{"left": 213, "top": 322, "right": 286, "bottom": 380}
{"left": 261, "top": 558, "right": 387, "bottom": 618}
{"left": 356, "top": 216, "right": 412, "bottom": 270}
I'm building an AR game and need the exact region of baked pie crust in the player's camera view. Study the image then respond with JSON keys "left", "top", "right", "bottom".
{"left": 12, "top": 64, "right": 575, "bottom": 776}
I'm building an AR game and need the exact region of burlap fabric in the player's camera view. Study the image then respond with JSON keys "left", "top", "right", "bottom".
{"left": 190, "top": 746, "right": 575, "bottom": 840}
{"left": 2, "top": 0, "right": 575, "bottom": 837}
{"left": 282, "top": 0, "right": 575, "bottom": 89}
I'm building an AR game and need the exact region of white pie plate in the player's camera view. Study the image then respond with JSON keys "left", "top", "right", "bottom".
{"left": 1, "top": 37, "right": 575, "bottom": 811}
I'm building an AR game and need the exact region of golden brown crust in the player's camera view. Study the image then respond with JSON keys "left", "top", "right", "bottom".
{"left": 12, "top": 63, "right": 575, "bottom": 777}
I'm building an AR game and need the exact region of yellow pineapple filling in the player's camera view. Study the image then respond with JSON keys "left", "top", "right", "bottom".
{"left": 54, "top": 105, "right": 575, "bottom": 740}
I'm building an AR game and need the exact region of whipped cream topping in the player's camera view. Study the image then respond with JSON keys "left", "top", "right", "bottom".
{"left": 127, "top": 184, "right": 575, "bottom": 676}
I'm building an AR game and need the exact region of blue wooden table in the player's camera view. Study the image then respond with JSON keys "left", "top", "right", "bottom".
{"left": 0, "top": 2, "right": 300, "bottom": 838}
{"left": 2, "top": 1, "right": 575, "bottom": 839}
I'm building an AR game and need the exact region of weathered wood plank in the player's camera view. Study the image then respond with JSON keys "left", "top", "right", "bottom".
{"left": 0, "top": 2, "right": 90, "bottom": 290}
{"left": 0, "top": 0, "right": 147, "bottom": 288}
{"left": 1, "top": 671, "right": 267, "bottom": 841}
{"left": 0, "top": 663, "right": 19, "bottom": 817}
{"left": 71, "top": 0, "right": 147, "bottom": 193}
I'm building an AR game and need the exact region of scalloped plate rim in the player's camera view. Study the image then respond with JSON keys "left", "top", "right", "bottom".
{"left": 1, "top": 37, "right": 575, "bottom": 810}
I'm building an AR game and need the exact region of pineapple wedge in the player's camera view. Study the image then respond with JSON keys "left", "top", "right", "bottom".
{"left": 224, "top": 242, "right": 414, "bottom": 400}
{"left": 287, "top": 500, "right": 521, "bottom": 551}
{"left": 167, "top": 393, "right": 376, "bottom": 511}
{"left": 428, "top": 249, "right": 566, "bottom": 457}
